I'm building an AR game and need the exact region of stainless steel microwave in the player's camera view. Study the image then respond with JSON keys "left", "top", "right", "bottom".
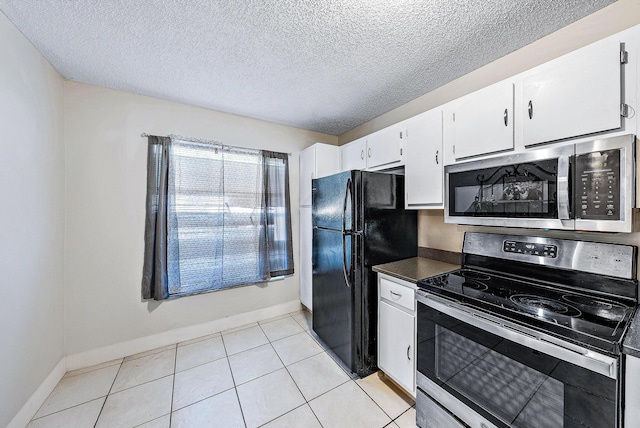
{"left": 445, "top": 134, "right": 637, "bottom": 232}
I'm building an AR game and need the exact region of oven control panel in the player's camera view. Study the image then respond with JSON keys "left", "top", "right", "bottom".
{"left": 503, "top": 240, "right": 557, "bottom": 258}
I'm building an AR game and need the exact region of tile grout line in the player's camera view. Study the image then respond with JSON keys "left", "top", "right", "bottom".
{"left": 29, "top": 396, "right": 107, "bottom": 423}
{"left": 63, "top": 359, "right": 124, "bottom": 379}
{"left": 393, "top": 406, "right": 415, "bottom": 426}
{"left": 98, "top": 344, "right": 177, "bottom": 427}
{"left": 31, "top": 362, "right": 126, "bottom": 423}
{"left": 132, "top": 413, "right": 171, "bottom": 428}
{"left": 221, "top": 330, "right": 249, "bottom": 428}
{"left": 168, "top": 343, "right": 178, "bottom": 428}
{"left": 123, "top": 344, "right": 176, "bottom": 363}
{"left": 255, "top": 318, "right": 351, "bottom": 428}
{"left": 303, "top": 317, "right": 401, "bottom": 428}
{"left": 93, "top": 358, "right": 125, "bottom": 428}
{"left": 353, "top": 374, "right": 414, "bottom": 424}
{"left": 295, "top": 312, "right": 329, "bottom": 428}
{"left": 254, "top": 320, "right": 318, "bottom": 428}
{"left": 354, "top": 379, "right": 402, "bottom": 422}
{"left": 176, "top": 332, "right": 222, "bottom": 348}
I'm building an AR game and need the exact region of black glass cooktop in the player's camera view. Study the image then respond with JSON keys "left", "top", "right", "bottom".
{"left": 418, "top": 268, "right": 636, "bottom": 355}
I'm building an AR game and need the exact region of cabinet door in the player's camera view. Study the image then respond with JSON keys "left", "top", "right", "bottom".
{"left": 367, "top": 124, "right": 404, "bottom": 170}
{"left": 299, "top": 146, "right": 315, "bottom": 207}
{"left": 447, "top": 80, "right": 514, "bottom": 160}
{"left": 523, "top": 39, "right": 622, "bottom": 147}
{"left": 378, "top": 300, "right": 415, "bottom": 394}
{"left": 341, "top": 137, "right": 367, "bottom": 171}
{"left": 405, "top": 109, "right": 443, "bottom": 208}
{"left": 314, "top": 144, "right": 341, "bottom": 179}
{"left": 299, "top": 207, "right": 312, "bottom": 309}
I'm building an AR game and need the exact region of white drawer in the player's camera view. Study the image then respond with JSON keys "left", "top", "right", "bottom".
{"left": 380, "top": 277, "right": 415, "bottom": 312}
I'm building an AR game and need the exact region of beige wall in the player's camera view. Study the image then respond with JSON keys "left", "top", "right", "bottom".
{"left": 418, "top": 210, "right": 640, "bottom": 256}
{"left": 0, "top": 12, "right": 66, "bottom": 428}
{"left": 63, "top": 82, "right": 337, "bottom": 355}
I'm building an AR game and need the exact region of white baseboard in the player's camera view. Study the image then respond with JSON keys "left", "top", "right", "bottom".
{"left": 9, "top": 301, "right": 301, "bottom": 426}
{"left": 66, "top": 300, "right": 301, "bottom": 371}
{"left": 8, "top": 358, "right": 66, "bottom": 428}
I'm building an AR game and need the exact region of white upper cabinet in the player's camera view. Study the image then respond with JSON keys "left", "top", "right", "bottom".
{"left": 405, "top": 109, "right": 444, "bottom": 209}
{"left": 341, "top": 124, "right": 405, "bottom": 172}
{"left": 299, "top": 146, "right": 315, "bottom": 207}
{"left": 299, "top": 143, "right": 340, "bottom": 207}
{"left": 366, "top": 123, "right": 404, "bottom": 170}
{"left": 341, "top": 136, "right": 367, "bottom": 171}
{"left": 445, "top": 80, "right": 514, "bottom": 160}
{"left": 522, "top": 39, "right": 623, "bottom": 147}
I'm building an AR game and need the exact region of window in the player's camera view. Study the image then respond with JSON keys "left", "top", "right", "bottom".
{"left": 141, "top": 136, "right": 293, "bottom": 300}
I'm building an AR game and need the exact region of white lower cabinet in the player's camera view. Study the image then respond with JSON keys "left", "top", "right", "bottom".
{"left": 377, "top": 274, "right": 416, "bottom": 396}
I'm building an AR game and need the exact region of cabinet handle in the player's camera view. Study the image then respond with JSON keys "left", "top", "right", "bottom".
{"left": 360, "top": 150, "right": 364, "bottom": 160}
{"left": 368, "top": 148, "right": 371, "bottom": 158}
{"left": 503, "top": 108, "right": 508, "bottom": 126}
{"left": 435, "top": 150, "right": 439, "bottom": 165}
{"left": 528, "top": 100, "right": 533, "bottom": 119}
{"left": 407, "top": 345, "right": 411, "bottom": 360}
{"left": 390, "top": 290, "right": 402, "bottom": 299}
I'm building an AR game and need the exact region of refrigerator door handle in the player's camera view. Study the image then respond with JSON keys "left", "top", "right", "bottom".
{"left": 342, "top": 178, "right": 352, "bottom": 288}
{"left": 342, "top": 233, "right": 351, "bottom": 288}
{"left": 342, "top": 178, "right": 352, "bottom": 234}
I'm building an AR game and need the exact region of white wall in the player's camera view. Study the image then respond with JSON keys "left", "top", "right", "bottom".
{"left": 0, "top": 12, "right": 65, "bottom": 428}
{"left": 63, "top": 82, "right": 337, "bottom": 355}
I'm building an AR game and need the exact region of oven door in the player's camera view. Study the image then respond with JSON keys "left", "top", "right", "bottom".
{"left": 416, "top": 294, "right": 620, "bottom": 428}
{"left": 445, "top": 145, "right": 574, "bottom": 230}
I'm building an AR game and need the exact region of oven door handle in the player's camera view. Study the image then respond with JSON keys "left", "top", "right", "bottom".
{"left": 557, "top": 155, "right": 571, "bottom": 220}
{"left": 417, "top": 292, "right": 618, "bottom": 379}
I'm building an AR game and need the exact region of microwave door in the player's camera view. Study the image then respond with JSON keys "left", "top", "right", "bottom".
{"left": 444, "top": 145, "right": 575, "bottom": 230}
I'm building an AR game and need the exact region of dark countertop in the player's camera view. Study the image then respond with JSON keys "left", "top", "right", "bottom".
{"left": 623, "top": 309, "right": 640, "bottom": 358}
{"left": 372, "top": 257, "right": 459, "bottom": 284}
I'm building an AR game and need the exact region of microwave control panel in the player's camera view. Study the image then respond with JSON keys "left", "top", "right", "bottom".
{"left": 574, "top": 149, "right": 620, "bottom": 220}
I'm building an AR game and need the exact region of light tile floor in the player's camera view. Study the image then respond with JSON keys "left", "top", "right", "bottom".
{"left": 28, "top": 309, "right": 417, "bottom": 428}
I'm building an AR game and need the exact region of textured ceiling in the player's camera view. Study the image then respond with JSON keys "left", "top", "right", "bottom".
{"left": 0, "top": 0, "right": 617, "bottom": 135}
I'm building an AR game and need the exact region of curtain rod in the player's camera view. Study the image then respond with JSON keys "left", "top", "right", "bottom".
{"left": 141, "top": 133, "right": 292, "bottom": 156}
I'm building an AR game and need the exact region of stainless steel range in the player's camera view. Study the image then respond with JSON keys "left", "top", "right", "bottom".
{"left": 415, "top": 232, "right": 638, "bottom": 428}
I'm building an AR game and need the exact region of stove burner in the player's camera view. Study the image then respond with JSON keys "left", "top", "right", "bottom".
{"left": 460, "top": 270, "right": 491, "bottom": 281}
{"left": 423, "top": 275, "right": 448, "bottom": 287}
{"left": 562, "top": 294, "right": 626, "bottom": 310}
{"left": 510, "top": 294, "right": 582, "bottom": 317}
{"left": 462, "top": 280, "right": 488, "bottom": 291}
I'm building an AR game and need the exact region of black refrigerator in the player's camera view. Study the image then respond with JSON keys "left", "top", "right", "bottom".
{"left": 311, "top": 170, "right": 417, "bottom": 377}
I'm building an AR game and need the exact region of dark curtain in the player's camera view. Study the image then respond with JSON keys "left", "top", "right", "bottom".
{"left": 142, "top": 136, "right": 293, "bottom": 300}
{"left": 263, "top": 151, "right": 294, "bottom": 277}
{"left": 141, "top": 136, "right": 171, "bottom": 300}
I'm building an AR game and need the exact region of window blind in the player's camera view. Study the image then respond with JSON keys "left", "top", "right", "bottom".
{"left": 142, "top": 136, "right": 293, "bottom": 300}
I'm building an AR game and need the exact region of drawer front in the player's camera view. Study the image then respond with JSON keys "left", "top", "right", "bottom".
{"left": 416, "top": 389, "right": 465, "bottom": 428}
{"left": 380, "top": 277, "right": 415, "bottom": 311}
